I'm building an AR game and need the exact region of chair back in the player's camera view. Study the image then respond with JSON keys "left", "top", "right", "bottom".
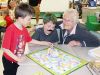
{"left": 86, "top": 15, "right": 100, "bottom": 31}
{"left": 87, "top": 15, "right": 97, "bottom": 22}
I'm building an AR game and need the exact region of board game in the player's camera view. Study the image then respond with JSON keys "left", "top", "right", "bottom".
{"left": 27, "top": 47, "right": 87, "bottom": 75}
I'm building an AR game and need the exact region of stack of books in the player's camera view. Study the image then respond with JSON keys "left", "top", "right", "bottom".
{"left": 88, "top": 47, "right": 100, "bottom": 75}
{"left": 88, "top": 47, "right": 100, "bottom": 59}
{"left": 89, "top": 60, "right": 100, "bottom": 75}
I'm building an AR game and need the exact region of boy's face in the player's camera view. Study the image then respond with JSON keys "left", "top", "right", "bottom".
{"left": 43, "top": 21, "right": 55, "bottom": 35}
{"left": 20, "top": 16, "right": 32, "bottom": 26}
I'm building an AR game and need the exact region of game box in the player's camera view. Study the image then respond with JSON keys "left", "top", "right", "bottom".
{"left": 27, "top": 47, "right": 87, "bottom": 75}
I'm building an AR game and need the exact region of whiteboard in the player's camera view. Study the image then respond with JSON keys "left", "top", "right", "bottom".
{"left": 40, "top": 0, "right": 70, "bottom": 12}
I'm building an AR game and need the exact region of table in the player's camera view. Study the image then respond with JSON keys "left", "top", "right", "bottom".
{"left": 17, "top": 44, "right": 96, "bottom": 75}
{"left": 90, "top": 31, "right": 100, "bottom": 40}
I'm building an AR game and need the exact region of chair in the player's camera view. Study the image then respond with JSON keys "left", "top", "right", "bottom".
{"left": 86, "top": 15, "right": 100, "bottom": 31}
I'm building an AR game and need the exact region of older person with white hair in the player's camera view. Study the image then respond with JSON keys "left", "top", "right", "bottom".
{"left": 56, "top": 9, "right": 100, "bottom": 47}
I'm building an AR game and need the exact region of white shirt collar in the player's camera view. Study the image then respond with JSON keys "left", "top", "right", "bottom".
{"left": 60, "top": 23, "right": 64, "bottom": 29}
{"left": 70, "top": 24, "right": 77, "bottom": 35}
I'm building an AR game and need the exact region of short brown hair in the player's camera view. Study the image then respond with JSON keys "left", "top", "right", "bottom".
{"left": 43, "top": 13, "right": 57, "bottom": 24}
{"left": 15, "top": 3, "right": 34, "bottom": 19}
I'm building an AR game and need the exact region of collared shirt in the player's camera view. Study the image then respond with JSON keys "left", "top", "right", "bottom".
{"left": 59, "top": 23, "right": 77, "bottom": 44}
{"left": 59, "top": 23, "right": 87, "bottom": 46}
{"left": 59, "top": 23, "right": 77, "bottom": 37}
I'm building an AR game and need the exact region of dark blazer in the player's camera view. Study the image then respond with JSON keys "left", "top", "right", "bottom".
{"left": 56, "top": 21, "right": 100, "bottom": 47}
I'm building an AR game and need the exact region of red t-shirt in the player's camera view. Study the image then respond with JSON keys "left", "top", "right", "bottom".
{"left": 2, "top": 24, "right": 32, "bottom": 62}
{"left": 4, "top": 15, "right": 13, "bottom": 28}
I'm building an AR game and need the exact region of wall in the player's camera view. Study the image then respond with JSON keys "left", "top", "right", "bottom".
{"left": 40, "top": 0, "right": 70, "bottom": 12}
{"left": 22, "top": 0, "right": 71, "bottom": 12}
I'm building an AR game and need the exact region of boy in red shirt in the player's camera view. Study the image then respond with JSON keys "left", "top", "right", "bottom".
{"left": 2, "top": 3, "right": 52, "bottom": 75}
{"left": 4, "top": 15, "right": 13, "bottom": 28}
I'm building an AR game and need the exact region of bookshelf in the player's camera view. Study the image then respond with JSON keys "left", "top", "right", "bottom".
{"left": 82, "top": 7, "right": 100, "bottom": 22}
{"left": 0, "top": 0, "right": 7, "bottom": 15}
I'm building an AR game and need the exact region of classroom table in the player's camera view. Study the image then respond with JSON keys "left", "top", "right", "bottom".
{"left": 17, "top": 44, "right": 96, "bottom": 75}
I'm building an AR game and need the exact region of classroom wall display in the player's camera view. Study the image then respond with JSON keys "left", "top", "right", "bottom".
{"left": 27, "top": 47, "right": 87, "bottom": 75}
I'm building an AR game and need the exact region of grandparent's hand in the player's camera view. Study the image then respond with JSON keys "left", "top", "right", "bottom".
{"left": 42, "top": 41, "right": 53, "bottom": 47}
{"left": 67, "top": 40, "right": 81, "bottom": 47}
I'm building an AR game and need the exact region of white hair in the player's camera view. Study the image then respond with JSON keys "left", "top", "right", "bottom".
{"left": 63, "top": 9, "right": 79, "bottom": 23}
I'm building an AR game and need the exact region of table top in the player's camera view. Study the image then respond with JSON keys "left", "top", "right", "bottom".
{"left": 19, "top": 44, "right": 95, "bottom": 65}
{"left": 28, "top": 44, "right": 94, "bottom": 60}
{"left": 17, "top": 44, "right": 95, "bottom": 75}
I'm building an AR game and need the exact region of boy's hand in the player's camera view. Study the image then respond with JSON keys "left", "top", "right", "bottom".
{"left": 17, "top": 56, "right": 26, "bottom": 63}
{"left": 30, "top": 39, "right": 53, "bottom": 46}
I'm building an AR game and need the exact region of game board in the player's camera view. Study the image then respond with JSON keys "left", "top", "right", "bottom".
{"left": 27, "top": 47, "right": 87, "bottom": 75}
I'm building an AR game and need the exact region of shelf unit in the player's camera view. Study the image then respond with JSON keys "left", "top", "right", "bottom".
{"left": 0, "top": 0, "right": 8, "bottom": 16}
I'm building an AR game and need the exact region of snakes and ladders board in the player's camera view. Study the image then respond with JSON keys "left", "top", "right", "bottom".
{"left": 27, "top": 47, "right": 87, "bottom": 75}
